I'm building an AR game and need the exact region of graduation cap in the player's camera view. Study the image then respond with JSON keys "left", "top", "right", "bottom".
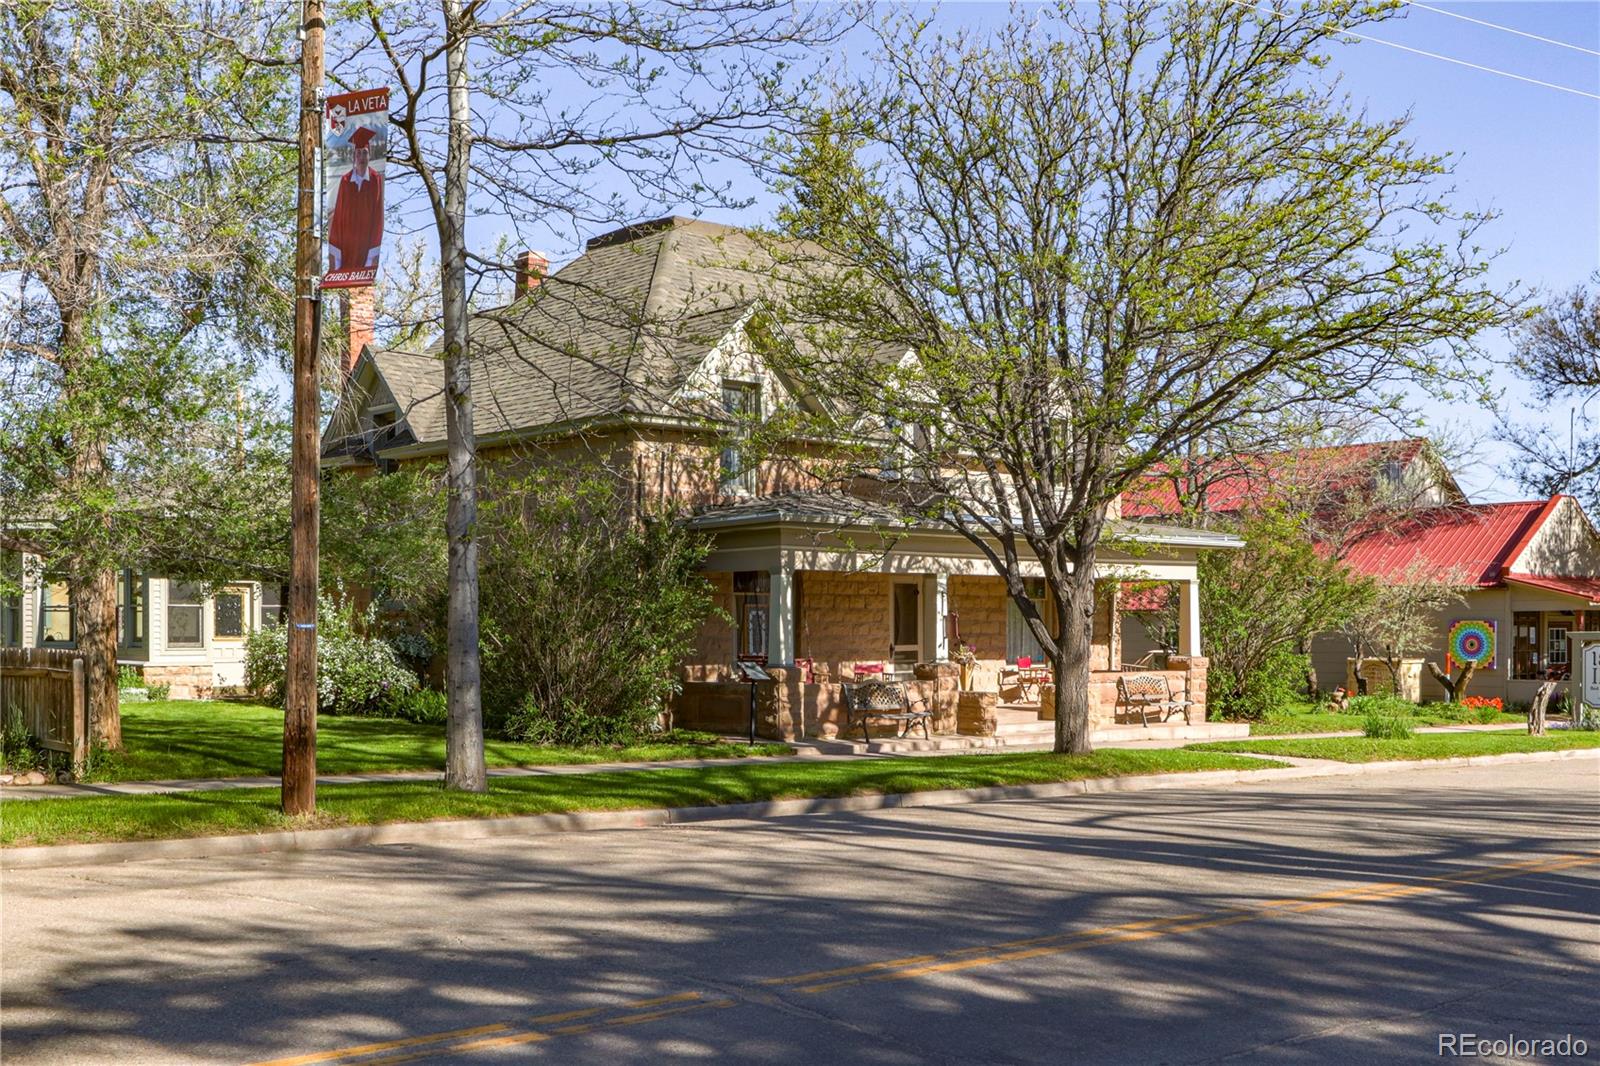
{"left": 350, "top": 125, "right": 379, "bottom": 150}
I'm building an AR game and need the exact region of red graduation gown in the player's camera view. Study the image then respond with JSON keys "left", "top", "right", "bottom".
{"left": 328, "top": 168, "right": 383, "bottom": 271}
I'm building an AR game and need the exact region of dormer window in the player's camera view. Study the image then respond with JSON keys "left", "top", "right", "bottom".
{"left": 719, "top": 380, "right": 761, "bottom": 495}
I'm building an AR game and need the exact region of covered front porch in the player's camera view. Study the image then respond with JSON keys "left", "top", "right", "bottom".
{"left": 670, "top": 493, "right": 1239, "bottom": 743}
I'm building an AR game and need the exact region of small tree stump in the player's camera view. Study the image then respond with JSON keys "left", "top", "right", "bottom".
{"left": 1528, "top": 681, "right": 1557, "bottom": 736}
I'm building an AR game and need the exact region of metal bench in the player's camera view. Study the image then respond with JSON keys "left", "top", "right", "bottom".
{"left": 1116, "top": 673, "right": 1193, "bottom": 727}
{"left": 841, "top": 680, "right": 933, "bottom": 743}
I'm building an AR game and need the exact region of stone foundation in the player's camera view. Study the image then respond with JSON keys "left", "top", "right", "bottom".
{"left": 133, "top": 664, "right": 214, "bottom": 701}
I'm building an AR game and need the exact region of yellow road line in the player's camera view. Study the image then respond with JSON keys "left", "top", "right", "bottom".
{"left": 353, "top": 997, "right": 736, "bottom": 1066}
{"left": 242, "top": 992, "right": 706, "bottom": 1066}
{"left": 249, "top": 850, "right": 1597, "bottom": 1066}
{"left": 245, "top": 1024, "right": 516, "bottom": 1066}
{"left": 789, "top": 852, "right": 1600, "bottom": 994}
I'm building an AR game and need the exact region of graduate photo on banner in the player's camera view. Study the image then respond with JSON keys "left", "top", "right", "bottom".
{"left": 322, "top": 87, "right": 389, "bottom": 289}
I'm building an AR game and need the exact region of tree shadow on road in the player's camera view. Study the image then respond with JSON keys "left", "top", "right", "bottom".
{"left": 2, "top": 776, "right": 1596, "bottom": 1064}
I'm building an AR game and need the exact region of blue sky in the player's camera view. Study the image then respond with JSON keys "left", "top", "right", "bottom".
{"left": 361, "top": 2, "right": 1600, "bottom": 503}
{"left": 1306, "top": 1, "right": 1599, "bottom": 501}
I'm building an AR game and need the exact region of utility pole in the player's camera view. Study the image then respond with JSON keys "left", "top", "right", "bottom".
{"left": 283, "top": 0, "right": 325, "bottom": 816}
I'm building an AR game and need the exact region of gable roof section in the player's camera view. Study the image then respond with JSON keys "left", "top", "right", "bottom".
{"left": 1121, "top": 439, "right": 1448, "bottom": 518}
{"left": 1339, "top": 500, "right": 1548, "bottom": 586}
{"left": 325, "top": 217, "right": 782, "bottom": 457}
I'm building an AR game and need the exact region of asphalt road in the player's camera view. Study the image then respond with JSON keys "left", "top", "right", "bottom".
{"left": 2, "top": 759, "right": 1597, "bottom": 1065}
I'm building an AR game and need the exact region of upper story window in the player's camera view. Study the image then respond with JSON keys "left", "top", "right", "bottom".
{"left": 39, "top": 576, "right": 74, "bottom": 645}
{"left": 168, "top": 581, "right": 205, "bottom": 648}
{"left": 719, "top": 380, "right": 761, "bottom": 495}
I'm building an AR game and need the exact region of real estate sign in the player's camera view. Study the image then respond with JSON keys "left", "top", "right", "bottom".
{"left": 1572, "top": 632, "right": 1600, "bottom": 721}
{"left": 322, "top": 88, "right": 389, "bottom": 289}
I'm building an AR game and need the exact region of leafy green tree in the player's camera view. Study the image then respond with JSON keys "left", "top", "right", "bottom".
{"left": 336, "top": 0, "right": 845, "bottom": 789}
{"left": 0, "top": 0, "right": 295, "bottom": 746}
{"left": 763, "top": 0, "right": 1508, "bottom": 752}
{"left": 1198, "top": 510, "right": 1372, "bottom": 718}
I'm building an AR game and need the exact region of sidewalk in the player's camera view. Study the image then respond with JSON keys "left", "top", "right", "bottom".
{"left": 1, "top": 722, "right": 1542, "bottom": 802}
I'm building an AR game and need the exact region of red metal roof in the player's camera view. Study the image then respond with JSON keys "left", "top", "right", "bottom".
{"left": 1339, "top": 501, "right": 1548, "bottom": 586}
{"left": 1503, "top": 572, "right": 1600, "bottom": 605}
{"left": 1122, "top": 440, "right": 1429, "bottom": 518}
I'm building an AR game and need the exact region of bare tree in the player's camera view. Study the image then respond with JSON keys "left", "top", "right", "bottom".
{"left": 340, "top": 0, "right": 845, "bottom": 789}
{"left": 1501, "top": 276, "right": 1600, "bottom": 516}
{"left": 761, "top": 0, "right": 1508, "bottom": 752}
{"left": 1342, "top": 561, "right": 1470, "bottom": 699}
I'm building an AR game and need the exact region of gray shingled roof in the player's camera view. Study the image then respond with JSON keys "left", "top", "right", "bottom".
{"left": 333, "top": 217, "right": 781, "bottom": 452}
{"left": 690, "top": 492, "right": 1243, "bottom": 549}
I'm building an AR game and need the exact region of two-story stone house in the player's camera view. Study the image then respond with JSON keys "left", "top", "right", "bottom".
{"left": 323, "top": 216, "right": 1241, "bottom": 742}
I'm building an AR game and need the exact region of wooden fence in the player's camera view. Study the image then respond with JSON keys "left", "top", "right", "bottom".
{"left": 1, "top": 647, "right": 88, "bottom": 765}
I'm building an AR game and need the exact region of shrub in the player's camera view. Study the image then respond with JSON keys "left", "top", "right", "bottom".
{"left": 1210, "top": 646, "right": 1309, "bottom": 721}
{"left": 1346, "top": 693, "right": 1416, "bottom": 718}
{"left": 245, "top": 588, "right": 418, "bottom": 716}
{"left": 1363, "top": 713, "right": 1414, "bottom": 739}
{"left": 392, "top": 687, "right": 447, "bottom": 725}
{"left": 116, "top": 665, "right": 143, "bottom": 690}
{"left": 146, "top": 681, "right": 171, "bottom": 701}
{"left": 1459, "top": 695, "right": 1503, "bottom": 712}
{"left": 478, "top": 468, "right": 719, "bottom": 747}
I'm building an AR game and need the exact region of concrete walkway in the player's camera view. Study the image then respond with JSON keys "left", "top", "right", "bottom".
{"left": 0, "top": 721, "right": 1543, "bottom": 802}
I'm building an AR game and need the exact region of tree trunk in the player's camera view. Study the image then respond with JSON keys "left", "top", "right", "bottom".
{"left": 1351, "top": 654, "right": 1368, "bottom": 696}
{"left": 440, "top": 0, "right": 486, "bottom": 792}
{"left": 74, "top": 565, "right": 121, "bottom": 750}
{"left": 1051, "top": 568, "right": 1097, "bottom": 755}
{"left": 1426, "top": 659, "right": 1475, "bottom": 703}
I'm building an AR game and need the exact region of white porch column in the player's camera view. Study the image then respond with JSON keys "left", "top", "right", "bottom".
{"left": 1178, "top": 577, "right": 1201, "bottom": 656}
{"left": 767, "top": 563, "right": 794, "bottom": 666}
{"left": 928, "top": 572, "right": 950, "bottom": 660}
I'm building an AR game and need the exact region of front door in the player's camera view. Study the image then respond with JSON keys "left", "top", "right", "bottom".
{"left": 891, "top": 580, "right": 921, "bottom": 664}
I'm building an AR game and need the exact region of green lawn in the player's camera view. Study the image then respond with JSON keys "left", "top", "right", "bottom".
{"left": 86, "top": 700, "right": 790, "bottom": 782}
{"left": 1248, "top": 710, "right": 1526, "bottom": 735}
{"left": 4, "top": 749, "right": 1282, "bottom": 848}
{"left": 1190, "top": 731, "right": 1600, "bottom": 762}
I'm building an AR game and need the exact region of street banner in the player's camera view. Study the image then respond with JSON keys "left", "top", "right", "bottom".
{"left": 322, "top": 87, "right": 389, "bottom": 289}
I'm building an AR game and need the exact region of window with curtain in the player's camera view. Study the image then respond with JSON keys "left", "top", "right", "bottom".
{"left": 733, "top": 570, "right": 770, "bottom": 662}
{"left": 39, "top": 577, "right": 74, "bottom": 645}
{"left": 1006, "top": 578, "right": 1047, "bottom": 663}
{"left": 719, "top": 381, "right": 761, "bottom": 495}
{"left": 168, "top": 581, "right": 204, "bottom": 647}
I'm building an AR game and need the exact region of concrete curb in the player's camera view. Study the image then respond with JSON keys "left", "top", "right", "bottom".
{"left": 3, "top": 748, "right": 1595, "bottom": 871}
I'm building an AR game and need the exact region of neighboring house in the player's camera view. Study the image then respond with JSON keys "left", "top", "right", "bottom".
{"left": 1317, "top": 495, "right": 1600, "bottom": 704}
{"left": 1120, "top": 440, "right": 1600, "bottom": 706}
{"left": 323, "top": 215, "right": 1241, "bottom": 741}
{"left": 0, "top": 549, "right": 281, "bottom": 698}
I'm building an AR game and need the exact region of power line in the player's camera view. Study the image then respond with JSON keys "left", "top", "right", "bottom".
{"left": 1400, "top": 1, "right": 1600, "bottom": 58}
{"left": 1225, "top": 0, "right": 1600, "bottom": 102}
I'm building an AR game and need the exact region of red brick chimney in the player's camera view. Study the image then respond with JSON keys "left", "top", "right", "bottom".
{"left": 514, "top": 250, "right": 548, "bottom": 299}
{"left": 343, "top": 288, "right": 375, "bottom": 375}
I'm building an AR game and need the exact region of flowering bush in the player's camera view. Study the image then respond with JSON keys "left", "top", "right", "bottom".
{"left": 1459, "top": 696, "right": 1503, "bottom": 711}
{"left": 245, "top": 588, "right": 419, "bottom": 717}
